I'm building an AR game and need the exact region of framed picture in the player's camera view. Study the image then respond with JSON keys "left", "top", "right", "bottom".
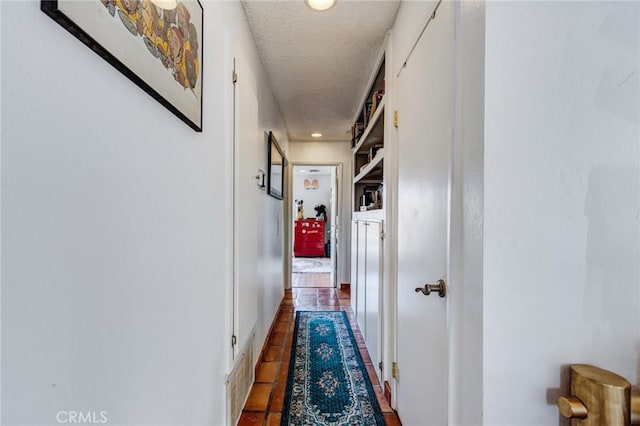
{"left": 267, "top": 131, "right": 286, "bottom": 200}
{"left": 42, "top": 0, "right": 203, "bottom": 132}
{"left": 304, "top": 178, "right": 318, "bottom": 190}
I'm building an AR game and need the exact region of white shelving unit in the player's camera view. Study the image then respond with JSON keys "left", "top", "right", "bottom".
{"left": 349, "top": 30, "right": 394, "bottom": 394}
{"left": 352, "top": 55, "right": 386, "bottom": 213}
{"left": 350, "top": 48, "right": 388, "bottom": 384}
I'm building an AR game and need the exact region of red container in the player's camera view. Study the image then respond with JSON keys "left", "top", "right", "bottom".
{"left": 294, "top": 220, "right": 325, "bottom": 257}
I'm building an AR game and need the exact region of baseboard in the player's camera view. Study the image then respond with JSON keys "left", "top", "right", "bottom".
{"left": 255, "top": 295, "right": 289, "bottom": 376}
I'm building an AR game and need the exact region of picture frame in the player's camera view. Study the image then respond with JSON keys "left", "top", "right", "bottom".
{"left": 267, "top": 131, "right": 286, "bottom": 200}
{"left": 42, "top": 0, "right": 203, "bottom": 132}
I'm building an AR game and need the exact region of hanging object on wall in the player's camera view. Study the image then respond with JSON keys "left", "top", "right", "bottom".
{"left": 41, "top": 0, "right": 203, "bottom": 132}
{"left": 267, "top": 131, "right": 286, "bottom": 200}
{"left": 304, "top": 178, "right": 319, "bottom": 190}
{"left": 255, "top": 169, "right": 265, "bottom": 188}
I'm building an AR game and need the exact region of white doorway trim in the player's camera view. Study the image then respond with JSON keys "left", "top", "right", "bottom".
{"left": 286, "top": 162, "right": 344, "bottom": 289}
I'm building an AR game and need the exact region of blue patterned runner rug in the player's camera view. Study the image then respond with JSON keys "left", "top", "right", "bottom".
{"left": 281, "top": 311, "right": 385, "bottom": 425}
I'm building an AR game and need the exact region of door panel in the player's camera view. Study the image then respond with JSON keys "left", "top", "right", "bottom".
{"left": 233, "top": 56, "right": 259, "bottom": 358}
{"left": 350, "top": 220, "right": 359, "bottom": 314}
{"left": 331, "top": 166, "right": 338, "bottom": 286}
{"left": 365, "top": 221, "right": 382, "bottom": 381}
{"left": 356, "top": 221, "right": 367, "bottom": 332}
{"left": 395, "top": 1, "right": 454, "bottom": 424}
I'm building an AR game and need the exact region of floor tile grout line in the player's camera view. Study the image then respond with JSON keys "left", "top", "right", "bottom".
{"left": 239, "top": 287, "right": 401, "bottom": 426}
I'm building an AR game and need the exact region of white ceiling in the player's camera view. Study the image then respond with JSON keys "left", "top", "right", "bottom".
{"left": 241, "top": 0, "right": 400, "bottom": 142}
{"left": 293, "top": 165, "right": 335, "bottom": 175}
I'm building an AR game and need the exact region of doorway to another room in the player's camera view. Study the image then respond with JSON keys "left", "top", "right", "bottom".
{"left": 291, "top": 165, "right": 338, "bottom": 288}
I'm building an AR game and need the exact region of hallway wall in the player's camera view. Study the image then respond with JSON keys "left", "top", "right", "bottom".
{"left": 484, "top": 1, "right": 639, "bottom": 424}
{"left": 287, "top": 141, "right": 352, "bottom": 285}
{"left": 1, "top": 2, "right": 286, "bottom": 425}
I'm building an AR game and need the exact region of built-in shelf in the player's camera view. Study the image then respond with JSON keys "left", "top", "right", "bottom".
{"left": 353, "top": 99, "right": 385, "bottom": 154}
{"left": 352, "top": 51, "right": 387, "bottom": 213}
{"left": 354, "top": 150, "right": 384, "bottom": 184}
{"left": 350, "top": 34, "right": 391, "bottom": 382}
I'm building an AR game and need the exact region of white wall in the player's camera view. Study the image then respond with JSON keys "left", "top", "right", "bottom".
{"left": 449, "top": 1, "right": 484, "bottom": 424}
{"left": 1, "top": 1, "right": 286, "bottom": 425}
{"left": 484, "top": 1, "right": 639, "bottom": 424}
{"left": 288, "top": 141, "right": 352, "bottom": 284}
{"left": 293, "top": 172, "right": 332, "bottom": 220}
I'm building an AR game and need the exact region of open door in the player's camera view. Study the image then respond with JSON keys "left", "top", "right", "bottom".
{"left": 330, "top": 166, "right": 338, "bottom": 287}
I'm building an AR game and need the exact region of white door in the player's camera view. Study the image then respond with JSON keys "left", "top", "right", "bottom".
{"left": 232, "top": 56, "right": 260, "bottom": 358}
{"left": 330, "top": 166, "right": 338, "bottom": 286}
{"left": 395, "top": 0, "right": 454, "bottom": 424}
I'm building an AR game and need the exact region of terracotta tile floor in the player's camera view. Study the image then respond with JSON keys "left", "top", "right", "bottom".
{"left": 238, "top": 287, "right": 402, "bottom": 425}
{"left": 291, "top": 272, "right": 333, "bottom": 288}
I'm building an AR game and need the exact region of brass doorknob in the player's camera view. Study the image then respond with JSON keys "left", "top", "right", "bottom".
{"left": 415, "top": 279, "right": 447, "bottom": 297}
{"left": 557, "top": 396, "right": 588, "bottom": 419}
{"left": 557, "top": 364, "right": 640, "bottom": 425}
{"left": 633, "top": 387, "right": 640, "bottom": 425}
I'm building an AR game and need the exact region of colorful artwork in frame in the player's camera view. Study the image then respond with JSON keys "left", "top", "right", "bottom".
{"left": 41, "top": 0, "right": 203, "bottom": 132}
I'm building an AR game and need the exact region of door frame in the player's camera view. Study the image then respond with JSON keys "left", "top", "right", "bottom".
{"left": 286, "top": 162, "right": 344, "bottom": 289}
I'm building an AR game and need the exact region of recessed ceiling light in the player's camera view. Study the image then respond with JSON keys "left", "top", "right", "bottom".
{"left": 305, "top": 0, "right": 336, "bottom": 12}
{"left": 311, "top": 132, "right": 323, "bottom": 138}
{"left": 299, "top": 169, "right": 307, "bottom": 173}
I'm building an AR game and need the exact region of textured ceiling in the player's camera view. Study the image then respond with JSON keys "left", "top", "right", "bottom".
{"left": 241, "top": 0, "right": 400, "bottom": 142}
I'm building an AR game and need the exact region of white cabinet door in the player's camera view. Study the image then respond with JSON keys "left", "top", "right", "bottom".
{"left": 356, "top": 220, "right": 368, "bottom": 333}
{"left": 364, "top": 221, "right": 382, "bottom": 381}
{"left": 351, "top": 218, "right": 384, "bottom": 382}
{"left": 350, "top": 220, "right": 359, "bottom": 315}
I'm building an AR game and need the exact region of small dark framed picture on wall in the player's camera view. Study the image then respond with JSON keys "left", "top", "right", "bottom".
{"left": 267, "top": 131, "right": 286, "bottom": 200}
